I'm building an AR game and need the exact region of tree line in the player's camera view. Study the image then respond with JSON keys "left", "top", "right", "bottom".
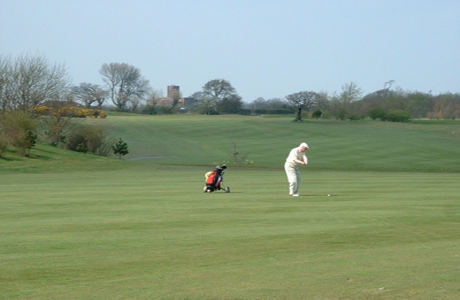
{"left": 1, "top": 54, "right": 459, "bottom": 157}
{"left": 245, "top": 82, "right": 460, "bottom": 122}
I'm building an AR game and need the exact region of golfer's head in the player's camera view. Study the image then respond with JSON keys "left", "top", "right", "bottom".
{"left": 299, "top": 142, "right": 309, "bottom": 152}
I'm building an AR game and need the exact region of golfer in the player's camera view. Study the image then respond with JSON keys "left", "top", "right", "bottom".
{"left": 284, "top": 142, "right": 309, "bottom": 196}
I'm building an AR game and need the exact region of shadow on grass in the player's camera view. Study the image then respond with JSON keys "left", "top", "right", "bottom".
{"left": 0, "top": 156, "right": 21, "bottom": 162}
{"left": 1, "top": 151, "right": 54, "bottom": 162}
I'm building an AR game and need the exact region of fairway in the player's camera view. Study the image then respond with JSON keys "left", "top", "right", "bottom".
{"left": 1, "top": 115, "right": 459, "bottom": 299}
{"left": 1, "top": 166, "right": 459, "bottom": 299}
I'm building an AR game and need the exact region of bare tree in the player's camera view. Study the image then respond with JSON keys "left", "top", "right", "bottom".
{"left": 144, "top": 89, "right": 164, "bottom": 107}
{"left": 36, "top": 108, "right": 80, "bottom": 146}
{"left": 0, "top": 54, "right": 70, "bottom": 112}
{"left": 72, "top": 82, "right": 108, "bottom": 108}
{"left": 265, "top": 97, "right": 287, "bottom": 110}
{"left": 99, "top": 63, "right": 151, "bottom": 111}
{"left": 0, "top": 54, "right": 73, "bottom": 151}
{"left": 338, "top": 81, "right": 363, "bottom": 103}
{"left": 128, "top": 95, "right": 143, "bottom": 112}
{"left": 0, "top": 55, "right": 11, "bottom": 112}
{"left": 384, "top": 80, "right": 395, "bottom": 90}
{"left": 285, "top": 91, "right": 318, "bottom": 121}
{"left": 245, "top": 97, "right": 266, "bottom": 110}
{"left": 228, "top": 140, "right": 250, "bottom": 164}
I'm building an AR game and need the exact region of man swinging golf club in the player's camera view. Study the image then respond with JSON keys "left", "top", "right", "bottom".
{"left": 284, "top": 142, "right": 309, "bottom": 196}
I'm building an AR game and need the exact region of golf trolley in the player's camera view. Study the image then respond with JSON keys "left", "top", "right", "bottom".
{"left": 203, "top": 164, "right": 230, "bottom": 193}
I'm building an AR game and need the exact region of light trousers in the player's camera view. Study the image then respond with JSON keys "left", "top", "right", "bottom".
{"left": 284, "top": 162, "right": 300, "bottom": 195}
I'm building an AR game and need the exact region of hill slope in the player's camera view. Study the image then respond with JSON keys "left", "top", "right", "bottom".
{"left": 2, "top": 115, "right": 459, "bottom": 173}
{"left": 86, "top": 115, "right": 459, "bottom": 173}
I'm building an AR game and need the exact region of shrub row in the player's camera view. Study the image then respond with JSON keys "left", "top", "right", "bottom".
{"left": 369, "top": 107, "right": 411, "bottom": 122}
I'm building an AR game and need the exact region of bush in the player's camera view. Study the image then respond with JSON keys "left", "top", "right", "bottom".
{"left": 31, "top": 105, "right": 107, "bottom": 119}
{"left": 336, "top": 107, "right": 347, "bottom": 120}
{"left": 312, "top": 109, "right": 322, "bottom": 119}
{"left": 386, "top": 110, "right": 411, "bottom": 122}
{"left": 348, "top": 113, "right": 361, "bottom": 121}
{"left": 321, "top": 111, "right": 332, "bottom": 119}
{"left": 66, "top": 125, "right": 112, "bottom": 154}
{"left": 301, "top": 111, "right": 310, "bottom": 119}
{"left": 96, "top": 110, "right": 107, "bottom": 118}
{"left": 0, "top": 132, "right": 8, "bottom": 158}
{"left": 97, "top": 137, "right": 117, "bottom": 156}
{"left": 156, "top": 106, "right": 174, "bottom": 115}
{"left": 76, "top": 143, "right": 87, "bottom": 154}
{"left": 66, "top": 129, "right": 86, "bottom": 152}
{"left": 1, "top": 110, "right": 37, "bottom": 156}
{"left": 141, "top": 105, "right": 157, "bottom": 115}
{"left": 369, "top": 106, "right": 387, "bottom": 120}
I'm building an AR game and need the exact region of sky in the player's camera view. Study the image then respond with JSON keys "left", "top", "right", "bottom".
{"left": 1, "top": 0, "right": 459, "bottom": 102}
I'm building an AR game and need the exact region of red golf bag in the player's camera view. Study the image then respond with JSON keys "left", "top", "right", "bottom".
{"left": 203, "top": 164, "right": 230, "bottom": 193}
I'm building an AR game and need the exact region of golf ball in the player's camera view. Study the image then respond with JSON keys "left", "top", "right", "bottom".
{"left": 327, "top": 194, "right": 330, "bottom": 196}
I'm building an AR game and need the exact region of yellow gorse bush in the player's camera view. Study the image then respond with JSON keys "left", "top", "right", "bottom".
{"left": 30, "top": 106, "right": 107, "bottom": 118}
{"left": 30, "top": 106, "right": 53, "bottom": 115}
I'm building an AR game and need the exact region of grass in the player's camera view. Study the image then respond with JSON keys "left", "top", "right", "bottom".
{"left": 86, "top": 115, "right": 460, "bottom": 172}
{"left": 1, "top": 115, "right": 459, "bottom": 299}
{"left": 0, "top": 144, "right": 127, "bottom": 174}
{"left": 2, "top": 115, "right": 459, "bottom": 173}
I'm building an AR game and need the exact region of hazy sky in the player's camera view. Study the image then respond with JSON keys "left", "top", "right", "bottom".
{"left": 2, "top": 0, "right": 459, "bottom": 102}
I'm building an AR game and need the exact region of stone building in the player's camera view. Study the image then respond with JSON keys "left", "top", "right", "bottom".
{"left": 154, "top": 85, "right": 197, "bottom": 108}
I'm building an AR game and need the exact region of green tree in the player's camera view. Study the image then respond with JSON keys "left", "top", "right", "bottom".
{"left": 197, "top": 79, "right": 240, "bottom": 114}
{"left": 112, "top": 138, "right": 129, "bottom": 159}
{"left": 312, "top": 109, "right": 322, "bottom": 119}
{"left": 217, "top": 95, "right": 243, "bottom": 114}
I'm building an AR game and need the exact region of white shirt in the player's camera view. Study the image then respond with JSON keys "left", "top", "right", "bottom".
{"left": 285, "top": 147, "right": 308, "bottom": 167}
